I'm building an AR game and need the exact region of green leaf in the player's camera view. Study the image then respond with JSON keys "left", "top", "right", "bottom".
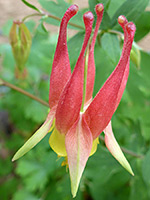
{"left": 38, "top": 0, "right": 69, "bottom": 15}
{"left": 13, "top": 189, "right": 39, "bottom": 200}
{"left": 21, "top": 0, "right": 40, "bottom": 12}
{"left": 0, "top": 178, "right": 18, "bottom": 200}
{"left": 101, "top": 33, "right": 120, "bottom": 65}
{"left": 135, "top": 11, "right": 150, "bottom": 41}
{"left": 140, "top": 51, "right": 150, "bottom": 89}
{"left": 45, "top": 175, "right": 84, "bottom": 200}
{"left": 107, "top": 0, "right": 126, "bottom": 18}
{"left": 129, "top": 176, "right": 149, "bottom": 200}
{"left": 111, "top": 0, "right": 149, "bottom": 28}
{"left": 142, "top": 149, "right": 150, "bottom": 186}
{"left": 85, "top": 146, "right": 131, "bottom": 200}
{"left": 101, "top": 12, "right": 111, "bottom": 30}
{"left": 15, "top": 141, "right": 62, "bottom": 192}
{"left": 68, "top": 32, "right": 84, "bottom": 68}
{"left": 85, "top": 146, "right": 128, "bottom": 182}
{"left": 94, "top": 44, "right": 114, "bottom": 96}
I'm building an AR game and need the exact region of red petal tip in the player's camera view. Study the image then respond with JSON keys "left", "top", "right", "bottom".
{"left": 118, "top": 15, "right": 128, "bottom": 27}
{"left": 83, "top": 11, "right": 94, "bottom": 26}
{"left": 95, "top": 3, "right": 104, "bottom": 14}
{"left": 68, "top": 4, "right": 79, "bottom": 16}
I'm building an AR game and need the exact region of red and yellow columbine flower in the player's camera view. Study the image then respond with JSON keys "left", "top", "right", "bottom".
{"left": 12, "top": 4, "right": 136, "bottom": 197}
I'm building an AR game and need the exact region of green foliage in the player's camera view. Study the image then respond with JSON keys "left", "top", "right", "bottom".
{"left": 38, "top": 0, "right": 84, "bottom": 28}
{"left": 0, "top": 0, "right": 150, "bottom": 199}
{"left": 142, "top": 148, "right": 150, "bottom": 197}
{"left": 111, "top": 0, "right": 149, "bottom": 28}
{"left": 135, "top": 11, "right": 150, "bottom": 41}
{"left": 101, "top": 33, "right": 120, "bottom": 65}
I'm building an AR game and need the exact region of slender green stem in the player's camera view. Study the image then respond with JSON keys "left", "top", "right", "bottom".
{"left": 107, "top": 29, "right": 123, "bottom": 37}
{"left": 99, "top": 135, "right": 144, "bottom": 159}
{"left": 81, "top": 48, "right": 89, "bottom": 112}
{"left": 22, "top": 11, "right": 84, "bottom": 30}
{"left": 22, "top": 13, "right": 43, "bottom": 22}
{"left": 0, "top": 79, "right": 49, "bottom": 107}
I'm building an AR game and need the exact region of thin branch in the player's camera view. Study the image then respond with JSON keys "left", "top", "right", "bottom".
{"left": 22, "top": 13, "right": 43, "bottom": 22}
{"left": 22, "top": 11, "right": 84, "bottom": 30}
{"left": 0, "top": 79, "right": 49, "bottom": 107}
{"left": 107, "top": 29, "right": 123, "bottom": 37}
{"left": 99, "top": 135, "right": 144, "bottom": 159}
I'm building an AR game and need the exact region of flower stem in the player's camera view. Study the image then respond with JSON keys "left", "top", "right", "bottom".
{"left": 0, "top": 79, "right": 49, "bottom": 107}
{"left": 22, "top": 11, "right": 84, "bottom": 30}
{"left": 22, "top": 13, "right": 43, "bottom": 22}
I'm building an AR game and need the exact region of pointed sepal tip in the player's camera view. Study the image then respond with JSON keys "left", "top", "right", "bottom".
{"left": 104, "top": 122, "right": 134, "bottom": 177}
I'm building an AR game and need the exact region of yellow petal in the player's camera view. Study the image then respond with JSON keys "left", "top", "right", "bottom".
{"left": 90, "top": 137, "right": 99, "bottom": 156}
{"left": 49, "top": 127, "right": 67, "bottom": 157}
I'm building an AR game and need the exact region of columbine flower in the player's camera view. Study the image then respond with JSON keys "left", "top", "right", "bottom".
{"left": 12, "top": 4, "right": 136, "bottom": 197}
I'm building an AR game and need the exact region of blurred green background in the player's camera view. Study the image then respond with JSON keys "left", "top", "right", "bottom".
{"left": 0, "top": 0, "right": 150, "bottom": 199}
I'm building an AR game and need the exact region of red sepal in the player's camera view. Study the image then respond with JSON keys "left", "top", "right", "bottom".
{"left": 84, "top": 19, "right": 136, "bottom": 139}
{"left": 49, "top": 5, "right": 78, "bottom": 108}
{"left": 55, "top": 12, "right": 94, "bottom": 134}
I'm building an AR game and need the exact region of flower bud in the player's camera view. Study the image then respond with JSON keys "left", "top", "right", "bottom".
{"left": 9, "top": 21, "right": 32, "bottom": 78}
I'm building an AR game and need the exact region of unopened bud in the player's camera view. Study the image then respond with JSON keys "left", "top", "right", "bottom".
{"left": 9, "top": 21, "right": 32, "bottom": 78}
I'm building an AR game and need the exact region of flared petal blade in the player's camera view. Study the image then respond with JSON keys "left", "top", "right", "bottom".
{"left": 12, "top": 109, "right": 55, "bottom": 161}
{"left": 56, "top": 12, "right": 94, "bottom": 134}
{"left": 104, "top": 122, "right": 134, "bottom": 176}
{"left": 49, "top": 5, "right": 78, "bottom": 108}
{"left": 84, "top": 18, "right": 136, "bottom": 139}
{"left": 49, "top": 126, "right": 67, "bottom": 157}
{"left": 85, "top": 4, "right": 104, "bottom": 103}
{"left": 90, "top": 137, "right": 99, "bottom": 156}
{"left": 65, "top": 117, "right": 93, "bottom": 197}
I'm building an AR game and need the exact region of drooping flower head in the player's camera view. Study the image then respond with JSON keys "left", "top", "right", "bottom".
{"left": 12, "top": 4, "right": 136, "bottom": 198}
